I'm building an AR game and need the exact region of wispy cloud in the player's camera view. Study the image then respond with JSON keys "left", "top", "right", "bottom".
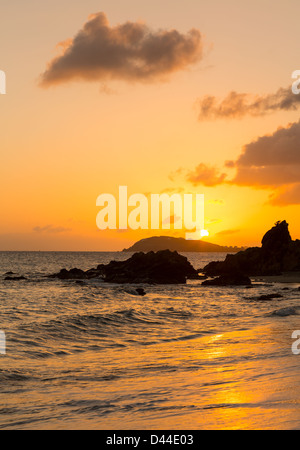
{"left": 215, "top": 229, "right": 240, "bottom": 236}
{"left": 208, "top": 199, "right": 224, "bottom": 205}
{"left": 33, "top": 225, "right": 72, "bottom": 234}
{"left": 196, "top": 86, "right": 300, "bottom": 120}
{"left": 186, "top": 163, "right": 227, "bottom": 186}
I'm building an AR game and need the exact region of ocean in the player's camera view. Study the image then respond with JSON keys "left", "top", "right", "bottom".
{"left": 0, "top": 251, "right": 300, "bottom": 430}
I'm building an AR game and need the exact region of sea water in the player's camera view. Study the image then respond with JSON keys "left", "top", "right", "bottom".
{"left": 0, "top": 251, "right": 300, "bottom": 430}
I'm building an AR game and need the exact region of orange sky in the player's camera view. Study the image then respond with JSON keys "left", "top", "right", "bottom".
{"left": 1, "top": 0, "right": 300, "bottom": 250}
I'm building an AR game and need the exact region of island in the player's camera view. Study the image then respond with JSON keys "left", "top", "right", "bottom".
{"left": 122, "top": 236, "right": 245, "bottom": 253}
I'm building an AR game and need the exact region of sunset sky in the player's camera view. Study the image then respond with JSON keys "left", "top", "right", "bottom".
{"left": 1, "top": 0, "right": 300, "bottom": 250}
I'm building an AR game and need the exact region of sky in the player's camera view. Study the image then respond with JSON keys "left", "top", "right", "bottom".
{"left": 1, "top": 0, "right": 300, "bottom": 250}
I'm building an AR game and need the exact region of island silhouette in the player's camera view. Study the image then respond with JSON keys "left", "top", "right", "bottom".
{"left": 122, "top": 236, "right": 245, "bottom": 253}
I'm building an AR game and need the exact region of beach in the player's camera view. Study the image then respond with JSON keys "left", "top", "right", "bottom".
{"left": 1, "top": 251, "right": 300, "bottom": 430}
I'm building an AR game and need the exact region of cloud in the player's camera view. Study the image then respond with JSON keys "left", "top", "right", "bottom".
{"left": 196, "top": 86, "right": 300, "bottom": 120}
{"left": 215, "top": 229, "right": 240, "bottom": 236}
{"left": 33, "top": 225, "right": 72, "bottom": 234}
{"left": 186, "top": 163, "right": 227, "bottom": 186}
{"left": 168, "top": 168, "right": 185, "bottom": 183}
{"left": 229, "top": 120, "right": 300, "bottom": 188}
{"left": 207, "top": 218, "right": 222, "bottom": 225}
{"left": 183, "top": 120, "right": 300, "bottom": 205}
{"left": 40, "top": 12, "right": 203, "bottom": 87}
{"left": 268, "top": 184, "right": 300, "bottom": 206}
{"left": 160, "top": 187, "right": 184, "bottom": 194}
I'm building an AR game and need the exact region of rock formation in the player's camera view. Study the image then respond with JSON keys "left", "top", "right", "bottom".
{"left": 49, "top": 250, "right": 198, "bottom": 284}
{"left": 203, "top": 221, "right": 300, "bottom": 277}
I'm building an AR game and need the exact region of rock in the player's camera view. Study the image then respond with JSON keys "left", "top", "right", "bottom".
{"left": 49, "top": 268, "right": 87, "bottom": 280}
{"left": 123, "top": 288, "right": 147, "bottom": 296}
{"left": 272, "top": 307, "right": 297, "bottom": 317}
{"left": 203, "top": 221, "right": 300, "bottom": 277}
{"left": 136, "top": 288, "right": 146, "bottom": 296}
{"left": 4, "top": 276, "right": 27, "bottom": 281}
{"left": 261, "top": 220, "right": 291, "bottom": 251}
{"left": 4, "top": 271, "right": 15, "bottom": 275}
{"left": 245, "top": 293, "right": 284, "bottom": 301}
{"left": 202, "top": 273, "right": 252, "bottom": 286}
{"left": 85, "top": 267, "right": 105, "bottom": 279}
{"left": 187, "top": 273, "right": 207, "bottom": 280}
{"left": 49, "top": 265, "right": 106, "bottom": 280}
{"left": 48, "top": 250, "right": 198, "bottom": 285}
{"left": 203, "top": 247, "right": 261, "bottom": 277}
{"left": 257, "top": 293, "right": 283, "bottom": 300}
{"left": 103, "top": 250, "right": 197, "bottom": 284}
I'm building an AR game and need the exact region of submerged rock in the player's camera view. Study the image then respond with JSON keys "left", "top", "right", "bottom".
{"left": 245, "top": 293, "right": 284, "bottom": 301}
{"left": 123, "top": 288, "right": 147, "bottom": 296}
{"left": 49, "top": 268, "right": 87, "bottom": 280}
{"left": 4, "top": 276, "right": 27, "bottom": 281}
{"left": 272, "top": 307, "right": 297, "bottom": 317}
{"left": 257, "top": 293, "right": 283, "bottom": 301}
{"left": 202, "top": 273, "right": 251, "bottom": 286}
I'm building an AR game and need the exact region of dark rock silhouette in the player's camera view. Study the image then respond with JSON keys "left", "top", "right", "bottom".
{"left": 49, "top": 268, "right": 88, "bottom": 280}
{"left": 123, "top": 288, "right": 147, "bottom": 296}
{"left": 203, "top": 221, "right": 300, "bottom": 277}
{"left": 187, "top": 272, "right": 207, "bottom": 280}
{"left": 49, "top": 250, "right": 198, "bottom": 284}
{"left": 202, "top": 273, "right": 251, "bottom": 286}
{"left": 257, "top": 293, "right": 283, "bottom": 300}
{"left": 4, "top": 276, "right": 27, "bottom": 281}
{"left": 136, "top": 288, "right": 146, "bottom": 296}
{"left": 102, "top": 250, "right": 197, "bottom": 284}
{"left": 245, "top": 293, "right": 283, "bottom": 301}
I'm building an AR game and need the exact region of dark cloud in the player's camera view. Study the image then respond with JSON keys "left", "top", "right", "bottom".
{"left": 186, "top": 163, "right": 227, "bottom": 186}
{"left": 231, "top": 165, "right": 300, "bottom": 188}
{"left": 229, "top": 121, "right": 300, "bottom": 188}
{"left": 196, "top": 86, "right": 300, "bottom": 120}
{"left": 40, "top": 12, "right": 203, "bottom": 87}
{"left": 235, "top": 121, "right": 300, "bottom": 167}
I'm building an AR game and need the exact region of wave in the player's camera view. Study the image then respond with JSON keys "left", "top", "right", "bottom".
{"left": 0, "top": 369, "right": 32, "bottom": 382}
